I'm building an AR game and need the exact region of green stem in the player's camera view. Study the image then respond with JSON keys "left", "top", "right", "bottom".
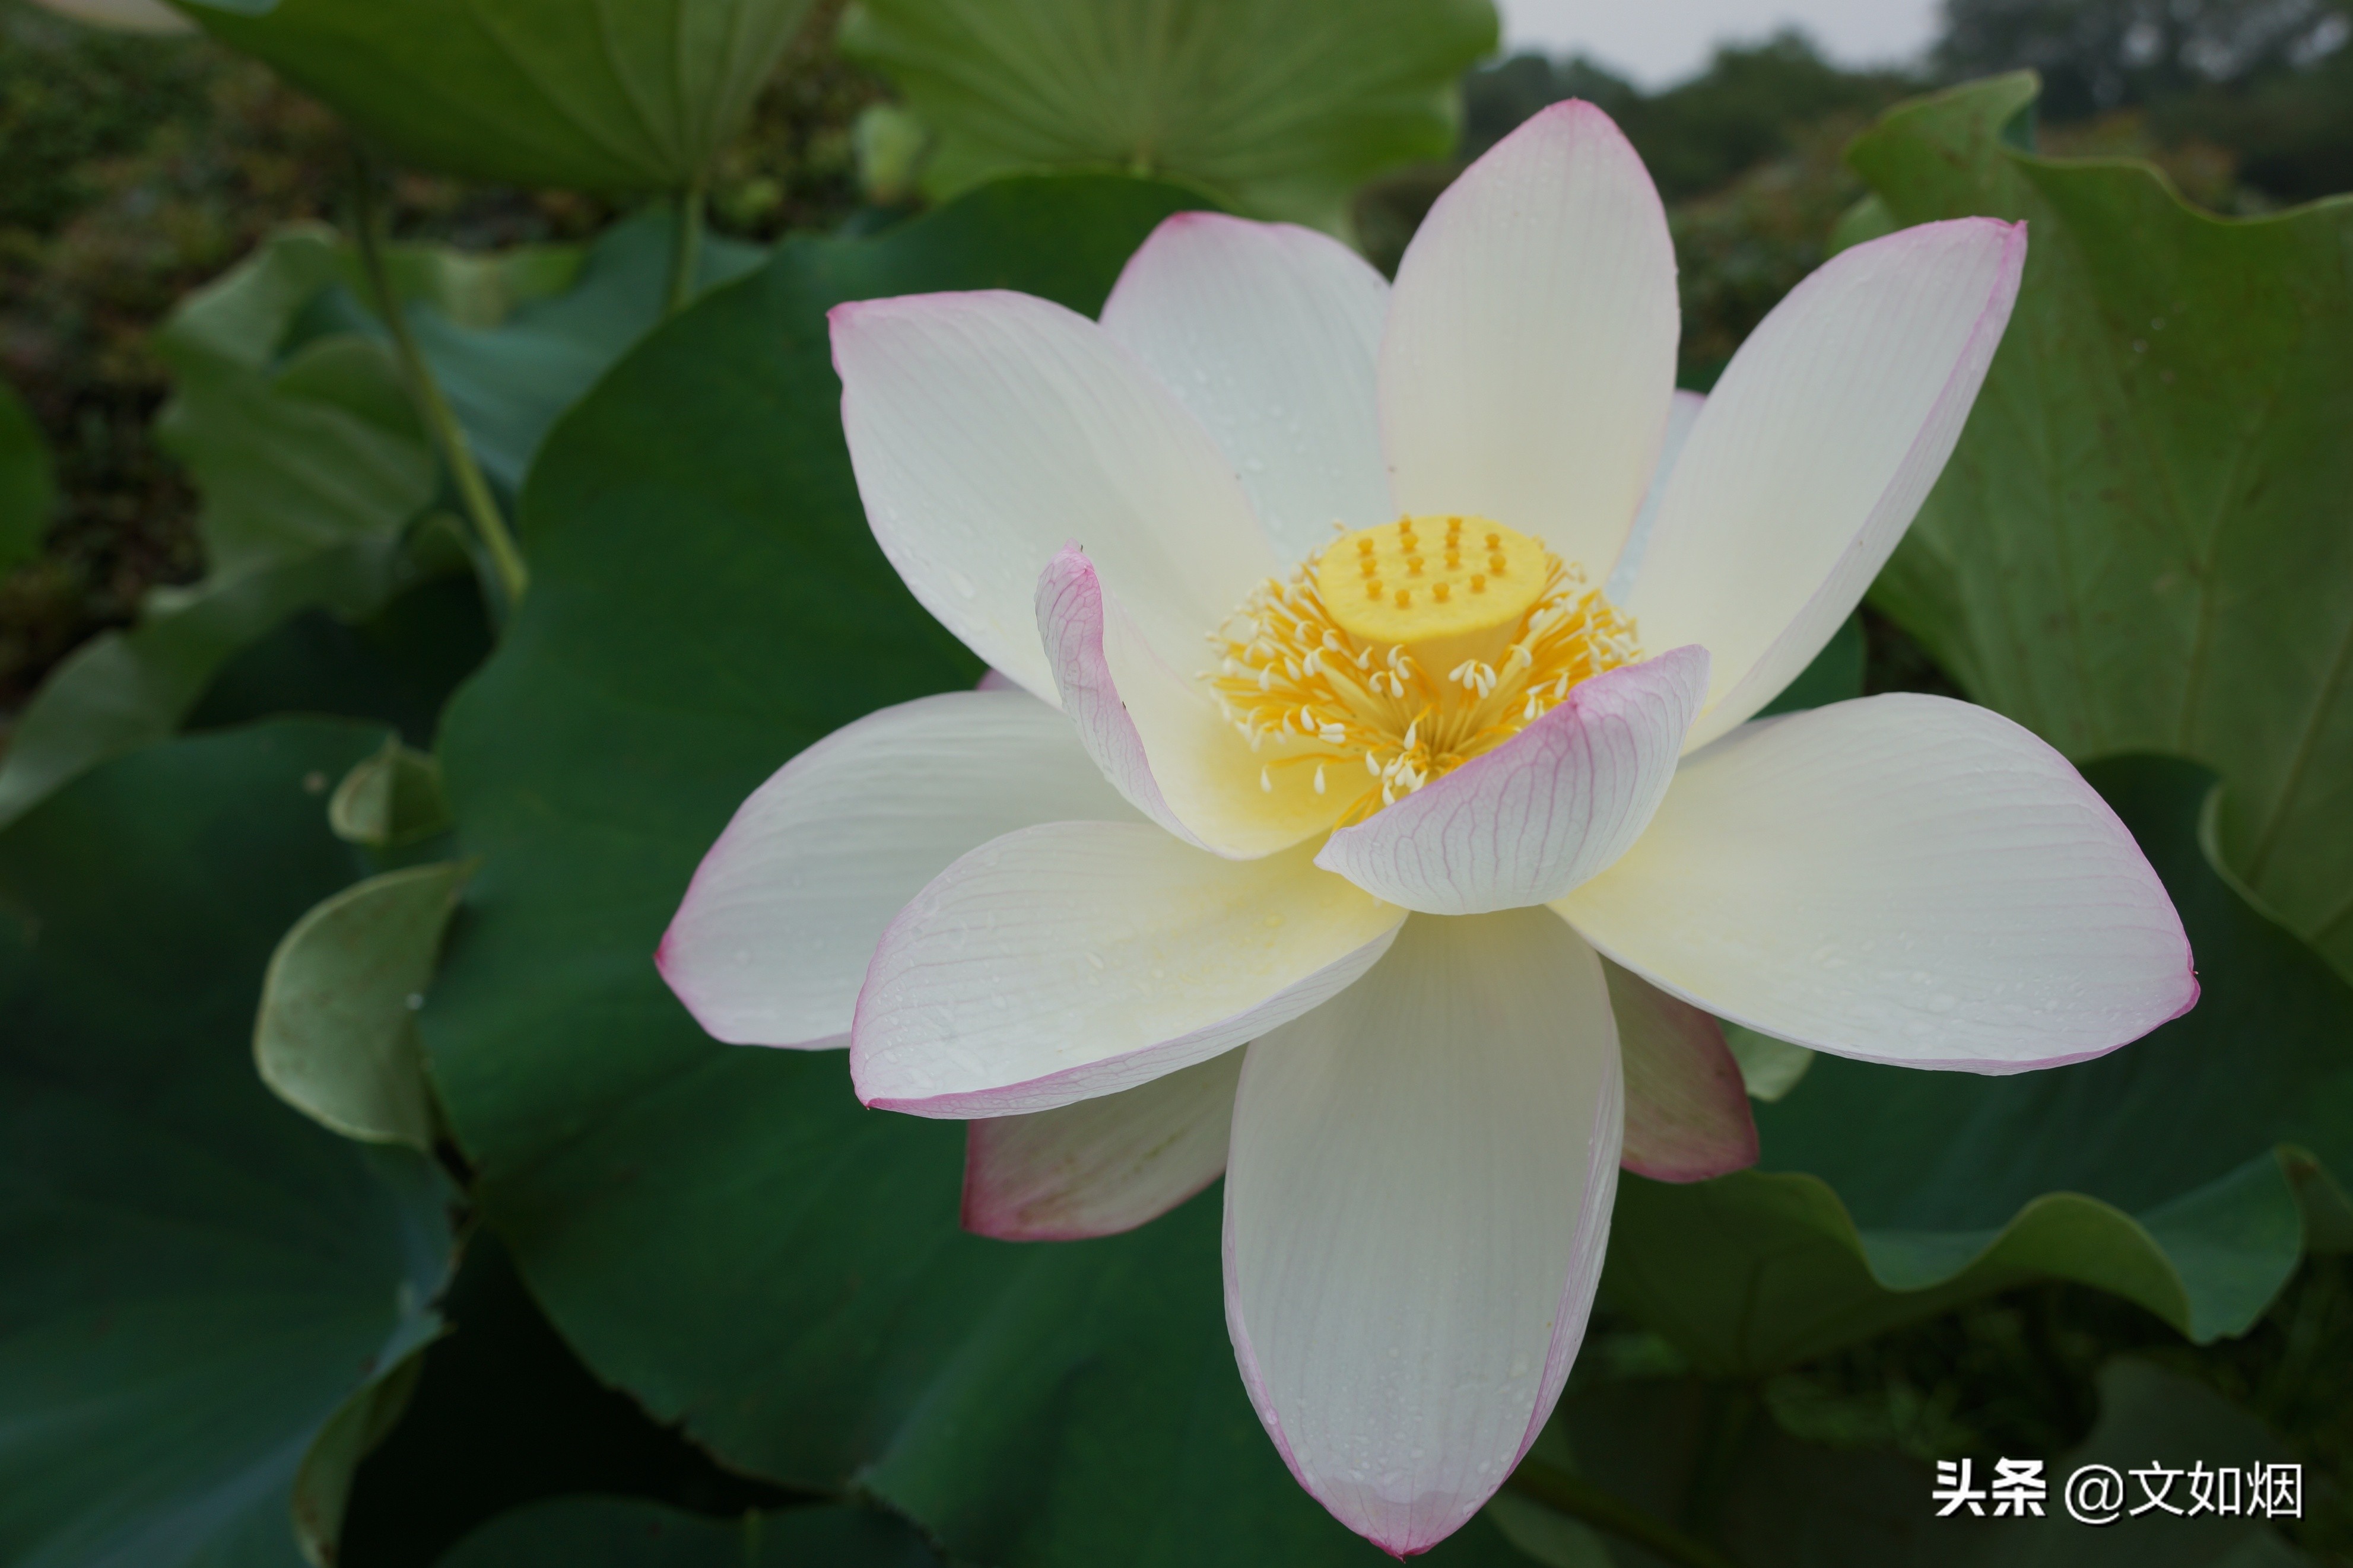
{"left": 1504, "top": 1457, "right": 1737, "bottom": 1568}
{"left": 350, "top": 157, "right": 529, "bottom": 608}
{"left": 667, "top": 174, "right": 708, "bottom": 317}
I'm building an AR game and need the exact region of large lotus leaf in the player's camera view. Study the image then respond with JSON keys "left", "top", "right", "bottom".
{"left": 1505, "top": 1359, "right": 2311, "bottom": 1568}
{"left": 839, "top": 0, "right": 1498, "bottom": 233}
{"left": 0, "top": 214, "right": 752, "bottom": 831}
{"left": 439, "top": 1498, "right": 936, "bottom": 1567}
{"left": 1973, "top": 1358, "right": 2307, "bottom": 1565}
{"left": 1603, "top": 754, "right": 2353, "bottom": 1375}
{"left": 255, "top": 860, "right": 470, "bottom": 1150}
{"left": 1, "top": 375, "right": 56, "bottom": 571}
{"left": 337, "top": 1232, "right": 795, "bottom": 1564}
{"left": 1494, "top": 1374, "right": 2004, "bottom": 1568}
{"left": 0, "top": 718, "right": 456, "bottom": 1567}
{"left": 398, "top": 219, "right": 763, "bottom": 496}
{"left": 1847, "top": 74, "right": 2353, "bottom": 985}
{"left": 0, "top": 535, "right": 428, "bottom": 830}
{"left": 187, "top": 577, "right": 496, "bottom": 754}
{"left": 420, "top": 174, "right": 1531, "bottom": 1567}
{"left": 177, "top": 0, "right": 812, "bottom": 192}
{"left": 155, "top": 226, "right": 436, "bottom": 580}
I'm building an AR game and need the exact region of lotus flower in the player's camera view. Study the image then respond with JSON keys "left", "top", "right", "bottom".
{"left": 659, "top": 102, "right": 2195, "bottom": 1555}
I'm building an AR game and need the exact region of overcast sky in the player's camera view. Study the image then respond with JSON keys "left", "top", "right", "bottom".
{"left": 1496, "top": 0, "right": 1945, "bottom": 88}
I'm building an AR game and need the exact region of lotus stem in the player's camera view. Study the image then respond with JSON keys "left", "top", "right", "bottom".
{"left": 349, "top": 153, "right": 529, "bottom": 609}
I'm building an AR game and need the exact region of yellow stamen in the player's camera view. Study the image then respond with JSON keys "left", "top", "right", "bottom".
{"left": 1207, "top": 514, "right": 1643, "bottom": 826}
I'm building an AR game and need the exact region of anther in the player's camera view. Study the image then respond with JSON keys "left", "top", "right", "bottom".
{"left": 1365, "top": 580, "right": 1381, "bottom": 598}
{"left": 1434, "top": 581, "right": 1451, "bottom": 602}
{"left": 1406, "top": 556, "right": 1423, "bottom": 575}
{"left": 1357, "top": 537, "right": 1374, "bottom": 554}
{"left": 1394, "top": 588, "right": 1411, "bottom": 608}
{"left": 1490, "top": 552, "right": 1507, "bottom": 573}
{"left": 1471, "top": 574, "right": 1487, "bottom": 593}
{"left": 1484, "top": 532, "right": 1500, "bottom": 548}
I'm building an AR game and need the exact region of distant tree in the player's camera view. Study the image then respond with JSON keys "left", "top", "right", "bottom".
{"left": 1461, "top": 31, "right": 1915, "bottom": 201}
{"left": 1935, "top": 0, "right": 2353, "bottom": 199}
{"left": 1460, "top": 52, "right": 1641, "bottom": 163}
{"left": 1937, "top": 0, "right": 2353, "bottom": 117}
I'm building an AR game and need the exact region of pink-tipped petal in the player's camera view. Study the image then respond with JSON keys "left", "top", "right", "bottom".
{"left": 1629, "top": 218, "right": 2027, "bottom": 749}
{"left": 1101, "top": 212, "right": 1394, "bottom": 562}
{"left": 1382, "top": 100, "right": 1679, "bottom": 575}
{"left": 1313, "top": 645, "right": 1709, "bottom": 915}
{"left": 1037, "top": 546, "right": 1349, "bottom": 858}
{"left": 1036, "top": 544, "right": 1204, "bottom": 848}
{"left": 1558, "top": 695, "right": 2199, "bottom": 1073}
{"left": 851, "top": 823, "right": 1401, "bottom": 1118}
{"left": 962, "top": 1049, "right": 1244, "bottom": 1241}
{"left": 831, "top": 290, "right": 1278, "bottom": 702}
{"left": 658, "top": 690, "right": 1133, "bottom": 1048}
{"left": 1603, "top": 957, "right": 1758, "bottom": 1181}
{"left": 1224, "top": 911, "right": 1623, "bottom": 1556}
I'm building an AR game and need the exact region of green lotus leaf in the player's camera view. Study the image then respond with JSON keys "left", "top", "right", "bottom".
{"left": 1605, "top": 755, "right": 2353, "bottom": 1375}
{"left": 1972, "top": 1358, "right": 2308, "bottom": 1564}
{"left": 255, "top": 859, "right": 471, "bottom": 1150}
{"left": 177, "top": 0, "right": 812, "bottom": 192}
{"left": 328, "top": 735, "right": 453, "bottom": 848}
{"left": 1501, "top": 1357, "right": 2313, "bottom": 1567}
{"left": 439, "top": 1497, "right": 937, "bottom": 1567}
{"left": 1501, "top": 1373, "right": 2005, "bottom": 1567}
{"left": 420, "top": 173, "right": 1529, "bottom": 1566}
{"left": 0, "top": 214, "right": 755, "bottom": 830}
{"left": 1850, "top": 74, "right": 2353, "bottom": 986}
{"left": 289, "top": 1338, "right": 439, "bottom": 1565}
{"left": 839, "top": 0, "right": 1499, "bottom": 233}
{"left": 0, "top": 536, "right": 430, "bottom": 830}
{"left": 329, "top": 1230, "right": 802, "bottom": 1561}
{"left": 157, "top": 227, "right": 437, "bottom": 581}
{"left": 0, "top": 718, "right": 456, "bottom": 1567}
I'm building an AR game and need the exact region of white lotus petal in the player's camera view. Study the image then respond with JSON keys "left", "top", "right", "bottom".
{"left": 1628, "top": 219, "right": 2027, "bottom": 749}
{"left": 658, "top": 690, "right": 1135, "bottom": 1047}
{"left": 1381, "top": 100, "right": 1678, "bottom": 575}
{"left": 1604, "top": 388, "right": 1705, "bottom": 603}
{"left": 1224, "top": 911, "right": 1622, "bottom": 1555}
{"left": 852, "top": 823, "right": 1401, "bottom": 1117}
{"left": 1558, "top": 695, "right": 2199, "bottom": 1071}
{"left": 831, "top": 290, "right": 1278, "bottom": 701}
{"left": 1038, "top": 546, "right": 1351, "bottom": 858}
{"left": 1102, "top": 212, "right": 1395, "bottom": 562}
{"left": 962, "top": 1049, "right": 1243, "bottom": 1241}
{"left": 1314, "top": 646, "right": 1707, "bottom": 914}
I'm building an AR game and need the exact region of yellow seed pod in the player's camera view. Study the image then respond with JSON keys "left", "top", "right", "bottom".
{"left": 1314, "top": 515, "right": 1547, "bottom": 645}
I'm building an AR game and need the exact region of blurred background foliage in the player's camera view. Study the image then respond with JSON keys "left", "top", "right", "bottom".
{"left": 11, "top": 0, "right": 2349, "bottom": 720}
{"left": 2, "top": 0, "right": 2351, "bottom": 1563}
